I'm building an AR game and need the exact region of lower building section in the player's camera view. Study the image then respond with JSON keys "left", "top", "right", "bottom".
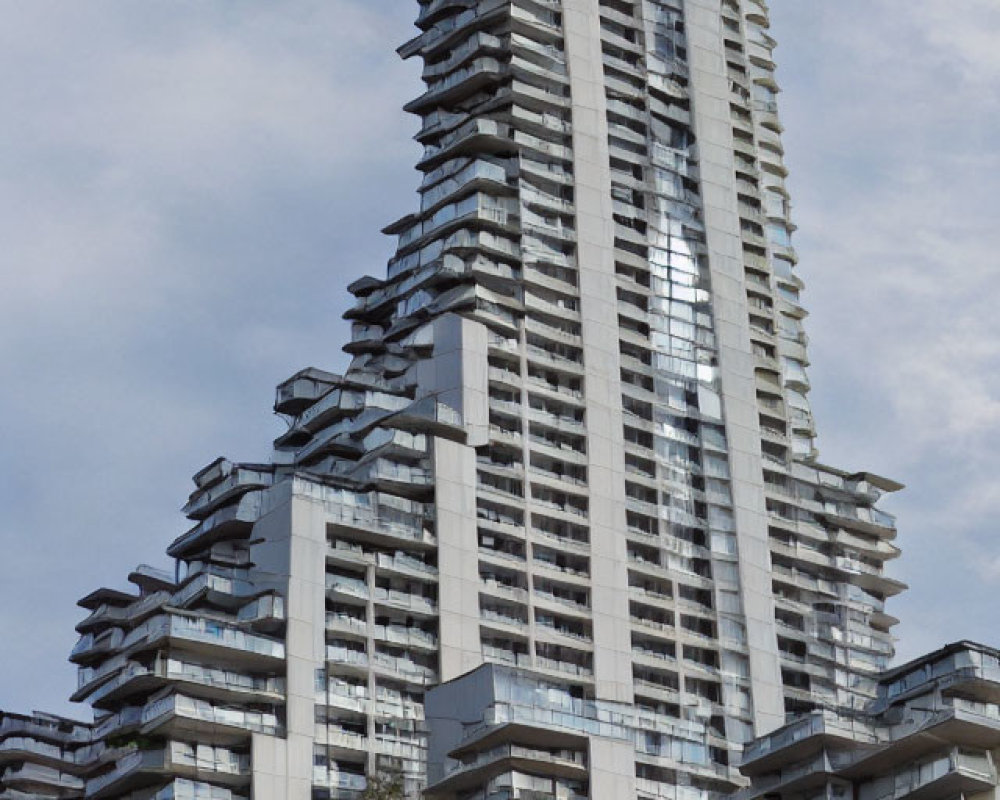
{"left": 0, "top": 711, "right": 93, "bottom": 799}
{"left": 7, "top": 476, "right": 438, "bottom": 800}
{"left": 1, "top": 465, "right": 978, "bottom": 800}
{"left": 8, "top": 639, "right": 1000, "bottom": 800}
{"left": 425, "top": 663, "right": 743, "bottom": 800}
{"left": 738, "top": 641, "right": 1000, "bottom": 800}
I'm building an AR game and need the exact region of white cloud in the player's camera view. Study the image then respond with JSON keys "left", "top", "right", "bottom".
{"left": 910, "top": 0, "right": 1000, "bottom": 90}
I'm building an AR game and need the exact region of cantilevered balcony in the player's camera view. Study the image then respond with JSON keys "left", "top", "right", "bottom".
{"left": 116, "top": 613, "right": 285, "bottom": 666}
{"left": 85, "top": 742, "right": 249, "bottom": 799}
{"left": 182, "top": 465, "right": 273, "bottom": 521}
{"left": 139, "top": 693, "right": 279, "bottom": 742}
{"left": 1, "top": 761, "right": 85, "bottom": 796}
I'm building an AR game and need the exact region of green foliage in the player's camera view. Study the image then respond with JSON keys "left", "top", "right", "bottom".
{"left": 361, "top": 771, "right": 405, "bottom": 800}
{"left": 104, "top": 734, "right": 160, "bottom": 751}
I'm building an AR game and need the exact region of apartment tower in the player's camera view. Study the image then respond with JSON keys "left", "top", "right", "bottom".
{"left": 0, "top": 2, "right": 905, "bottom": 800}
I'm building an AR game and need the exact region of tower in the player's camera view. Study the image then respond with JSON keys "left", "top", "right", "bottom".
{"left": 1, "top": 2, "right": 905, "bottom": 800}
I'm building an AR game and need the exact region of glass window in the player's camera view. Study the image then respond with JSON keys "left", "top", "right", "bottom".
{"left": 767, "top": 224, "right": 791, "bottom": 247}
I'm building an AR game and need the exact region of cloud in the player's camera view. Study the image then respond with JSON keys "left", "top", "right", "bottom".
{"left": 912, "top": 0, "right": 1000, "bottom": 90}
{"left": 0, "top": 0, "right": 423, "bottom": 716}
{"left": 770, "top": 0, "right": 1000, "bottom": 661}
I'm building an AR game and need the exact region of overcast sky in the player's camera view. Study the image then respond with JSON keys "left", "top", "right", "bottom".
{"left": 0, "top": 1, "right": 997, "bottom": 719}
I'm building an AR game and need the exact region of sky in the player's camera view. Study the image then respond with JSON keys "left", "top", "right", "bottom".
{"left": 0, "top": 1, "right": 997, "bottom": 719}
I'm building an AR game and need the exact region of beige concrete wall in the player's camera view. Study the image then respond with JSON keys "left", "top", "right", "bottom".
{"left": 435, "top": 436, "right": 486, "bottom": 681}
{"left": 562, "top": 0, "right": 635, "bottom": 707}
{"left": 590, "top": 737, "right": 639, "bottom": 800}
{"left": 425, "top": 312, "right": 491, "bottom": 681}
{"left": 249, "top": 481, "right": 334, "bottom": 798}
{"left": 683, "top": 0, "right": 785, "bottom": 736}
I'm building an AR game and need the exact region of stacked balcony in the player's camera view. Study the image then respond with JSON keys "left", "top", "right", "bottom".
{"left": 47, "top": 454, "right": 291, "bottom": 798}
{"left": 713, "top": 0, "right": 906, "bottom": 720}
{"left": 0, "top": 712, "right": 96, "bottom": 800}
{"left": 739, "top": 642, "right": 1000, "bottom": 800}
{"left": 403, "top": 0, "right": 605, "bottom": 693}
{"left": 68, "top": 514, "right": 284, "bottom": 799}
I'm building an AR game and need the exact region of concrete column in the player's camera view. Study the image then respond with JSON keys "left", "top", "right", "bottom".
{"left": 562, "top": 0, "right": 634, "bottom": 705}
{"left": 435, "top": 436, "right": 485, "bottom": 680}
{"left": 683, "top": 0, "right": 785, "bottom": 736}
{"left": 248, "top": 480, "right": 327, "bottom": 798}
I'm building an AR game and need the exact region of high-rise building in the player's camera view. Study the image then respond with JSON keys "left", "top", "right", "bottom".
{"left": 0, "top": 2, "right": 907, "bottom": 799}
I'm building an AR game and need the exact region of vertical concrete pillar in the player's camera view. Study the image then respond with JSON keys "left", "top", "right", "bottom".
{"left": 683, "top": 0, "right": 785, "bottom": 735}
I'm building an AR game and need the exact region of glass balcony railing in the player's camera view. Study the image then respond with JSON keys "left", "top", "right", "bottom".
{"left": 145, "top": 778, "right": 248, "bottom": 800}
{"left": 182, "top": 467, "right": 273, "bottom": 519}
{"left": 372, "top": 652, "right": 438, "bottom": 683}
{"left": 0, "top": 715, "right": 92, "bottom": 743}
{"left": 92, "top": 707, "right": 143, "bottom": 741}
{"left": 312, "top": 768, "right": 367, "bottom": 793}
{"left": 103, "top": 613, "right": 284, "bottom": 661}
{"left": 326, "top": 575, "right": 369, "bottom": 600}
{"left": 327, "top": 646, "right": 369, "bottom": 668}
{"left": 372, "top": 587, "right": 437, "bottom": 615}
{"left": 141, "top": 693, "right": 279, "bottom": 736}
{"left": 376, "top": 551, "right": 438, "bottom": 578}
{"left": 2, "top": 761, "right": 84, "bottom": 790}
{"left": 0, "top": 736, "right": 64, "bottom": 761}
{"left": 373, "top": 624, "right": 438, "bottom": 650}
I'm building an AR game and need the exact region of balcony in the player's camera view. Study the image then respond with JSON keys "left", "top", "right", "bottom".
{"left": 1, "top": 761, "right": 84, "bottom": 794}
{"left": 421, "top": 158, "right": 508, "bottom": 211}
{"left": 76, "top": 589, "right": 171, "bottom": 633}
{"left": 92, "top": 707, "right": 143, "bottom": 742}
{"left": 371, "top": 651, "right": 438, "bottom": 685}
{"left": 372, "top": 587, "right": 437, "bottom": 617}
{"left": 428, "top": 744, "right": 586, "bottom": 796}
{"left": 168, "top": 491, "right": 262, "bottom": 559}
{"left": 0, "top": 736, "right": 65, "bottom": 765}
{"left": 373, "top": 623, "right": 438, "bottom": 652}
{"left": 171, "top": 571, "right": 238, "bottom": 610}
{"left": 0, "top": 715, "right": 92, "bottom": 744}
{"left": 419, "top": 118, "right": 515, "bottom": 172}
{"left": 325, "top": 504, "right": 436, "bottom": 550}
{"left": 116, "top": 613, "right": 285, "bottom": 665}
{"left": 85, "top": 749, "right": 161, "bottom": 798}
{"left": 479, "top": 577, "right": 528, "bottom": 604}
{"left": 326, "top": 727, "right": 369, "bottom": 754}
{"left": 274, "top": 368, "right": 341, "bottom": 415}
{"left": 125, "top": 778, "right": 248, "bottom": 800}
{"left": 407, "top": 57, "right": 506, "bottom": 115}
{"left": 182, "top": 465, "right": 274, "bottom": 521}
{"left": 141, "top": 693, "right": 279, "bottom": 739}
{"left": 70, "top": 629, "right": 125, "bottom": 665}
{"left": 326, "top": 575, "right": 369, "bottom": 603}
{"left": 326, "top": 645, "right": 369, "bottom": 672}
{"left": 312, "top": 768, "right": 367, "bottom": 798}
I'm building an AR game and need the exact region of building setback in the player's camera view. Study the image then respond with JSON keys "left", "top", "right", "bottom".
{"left": 1, "top": 1, "right": 908, "bottom": 799}
{"left": 737, "top": 642, "right": 1000, "bottom": 800}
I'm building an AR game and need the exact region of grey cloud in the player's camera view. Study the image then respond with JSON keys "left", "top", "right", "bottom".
{"left": 770, "top": 0, "right": 1000, "bottom": 662}
{"left": 0, "top": 0, "right": 423, "bottom": 716}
